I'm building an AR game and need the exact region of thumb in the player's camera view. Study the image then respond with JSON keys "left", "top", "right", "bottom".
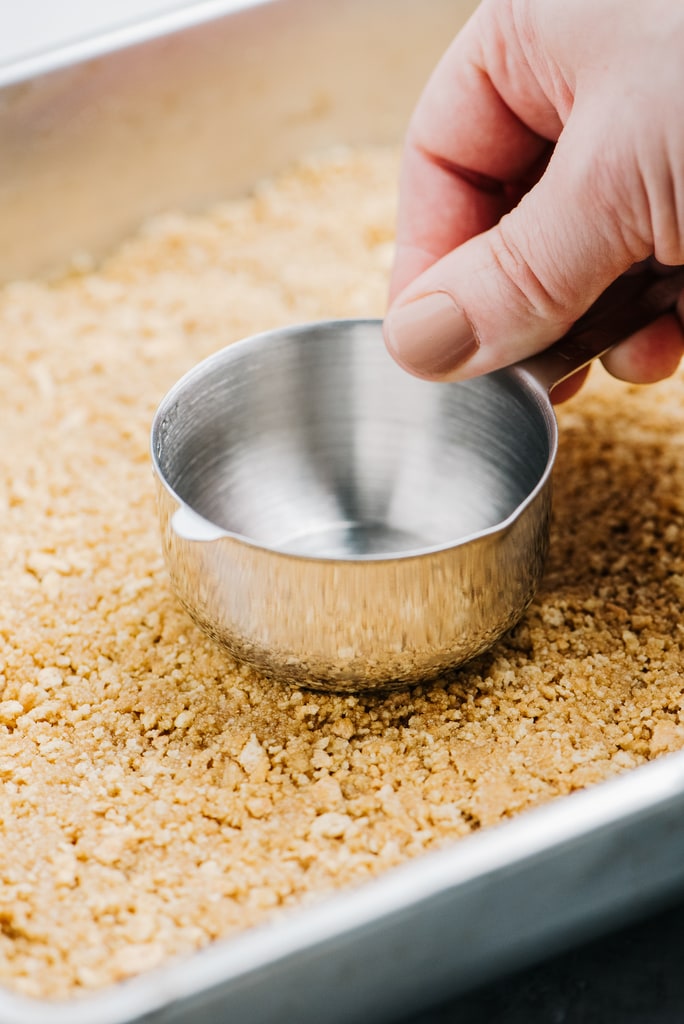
{"left": 383, "top": 130, "right": 641, "bottom": 381}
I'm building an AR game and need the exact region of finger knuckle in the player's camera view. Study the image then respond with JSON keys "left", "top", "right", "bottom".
{"left": 489, "top": 218, "right": 575, "bottom": 329}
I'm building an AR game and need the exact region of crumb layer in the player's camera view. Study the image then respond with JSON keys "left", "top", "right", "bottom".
{"left": 0, "top": 147, "right": 683, "bottom": 998}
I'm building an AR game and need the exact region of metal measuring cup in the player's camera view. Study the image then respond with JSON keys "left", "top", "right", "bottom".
{"left": 151, "top": 261, "right": 684, "bottom": 692}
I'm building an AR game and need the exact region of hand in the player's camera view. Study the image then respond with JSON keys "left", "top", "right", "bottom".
{"left": 383, "top": 0, "right": 684, "bottom": 399}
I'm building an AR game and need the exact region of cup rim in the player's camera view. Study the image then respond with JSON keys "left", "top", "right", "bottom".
{"left": 150, "top": 318, "right": 558, "bottom": 563}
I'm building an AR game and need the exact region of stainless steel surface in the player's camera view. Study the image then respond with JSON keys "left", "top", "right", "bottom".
{"left": 3, "top": 1, "right": 684, "bottom": 1023}
{"left": 152, "top": 319, "right": 554, "bottom": 690}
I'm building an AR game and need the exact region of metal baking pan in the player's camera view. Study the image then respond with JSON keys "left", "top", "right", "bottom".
{"left": 2, "top": 2, "right": 684, "bottom": 1021}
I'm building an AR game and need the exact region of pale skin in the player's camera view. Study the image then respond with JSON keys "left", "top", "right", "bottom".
{"left": 383, "top": 0, "right": 684, "bottom": 401}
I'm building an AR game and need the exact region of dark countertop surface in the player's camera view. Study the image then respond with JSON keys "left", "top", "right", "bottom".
{"left": 401, "top": 891, "right": 684, "bottom": 1024}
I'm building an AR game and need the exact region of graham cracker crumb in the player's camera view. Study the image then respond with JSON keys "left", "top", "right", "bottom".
{"left": 0, "top": 145, "right": 683, "bottom": 998}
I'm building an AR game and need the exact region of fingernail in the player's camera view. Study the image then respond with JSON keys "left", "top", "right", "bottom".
{"left": 384, "top": 291, "right": 478, "bottom": 378}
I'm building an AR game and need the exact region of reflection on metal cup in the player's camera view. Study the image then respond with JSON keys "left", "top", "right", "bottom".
{"left": 151, "top": 320, "right": 554, "bottom": 691}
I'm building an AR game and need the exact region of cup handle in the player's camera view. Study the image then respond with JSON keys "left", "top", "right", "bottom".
{"left": 520, "top": 258, "right": 684, "bottom": 393}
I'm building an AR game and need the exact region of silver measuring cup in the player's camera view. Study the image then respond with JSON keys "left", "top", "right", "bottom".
{"left": 151, "top": 261, "right": 684, "bottom": 692}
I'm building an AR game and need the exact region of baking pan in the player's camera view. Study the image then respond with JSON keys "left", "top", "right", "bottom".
{"left": 2, "top": 2, "right": 684, "bottom": 1022}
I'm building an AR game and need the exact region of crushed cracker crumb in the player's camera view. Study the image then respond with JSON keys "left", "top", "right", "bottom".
{"left": 0, "top": 146, "right": 683, "bottom": 999}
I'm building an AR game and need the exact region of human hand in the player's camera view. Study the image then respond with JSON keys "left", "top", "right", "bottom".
{"left": 383, "top": 0, "right": 684, "bottom": 400}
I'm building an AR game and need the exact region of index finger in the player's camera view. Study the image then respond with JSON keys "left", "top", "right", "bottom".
{"left": 390, "top": 1, "right": 561, "bottom": 300}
